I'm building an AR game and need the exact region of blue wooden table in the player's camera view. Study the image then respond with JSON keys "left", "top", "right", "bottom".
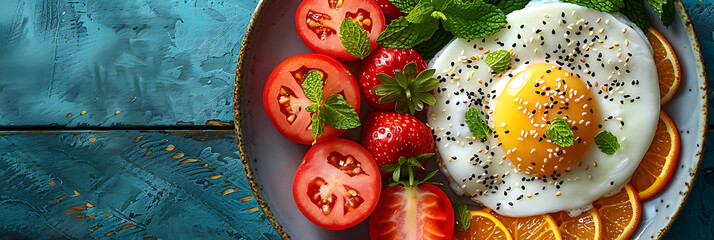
{"left": 0, "top": 0, "right": 711, "bottom": 239}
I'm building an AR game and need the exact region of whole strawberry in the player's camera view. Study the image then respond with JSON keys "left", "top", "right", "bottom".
{"left": 374, "top": 0, "right": 406, "bottom": 20}
{"left": 359, "top": 48, "right": 438, "bottom": 115}
{"left": 361, "top": 111, "right": 435, "bottom": 171}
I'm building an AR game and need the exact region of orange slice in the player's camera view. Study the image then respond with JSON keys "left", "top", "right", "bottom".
{"left": 484, "top": 208, "right": 562, "bottom": 240}
{"left": 593, "top": 184, "right": 641, "bottom": 240}
{"left": 551, "top": 209, "right": 602, "bottom": 240}
{"left": 454, "top": 210, "right": 513, "bottom": 240}
{"left": 646, "top": 27, "right": 681, "bottom": 105}
{"left": 631, "top": 110, "right": 681, "bottom": 200}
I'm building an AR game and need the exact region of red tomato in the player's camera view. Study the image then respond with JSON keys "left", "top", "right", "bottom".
{"left": 295, "top": 0, "right": 385, "bottom": 61}
{"left": 369, "top": 184, "right": 455, "bottom": 240}
{"left": 263, "top": 54, "right": 361, "bottom": 145}
{"left": 292, "top": 138, "right": 382, "bottom": 230}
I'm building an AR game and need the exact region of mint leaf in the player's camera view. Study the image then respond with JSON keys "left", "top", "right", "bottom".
{"left": 340, "top": 18, "right": 372, "bottom": 59}
{"left": 465, "top": 108, "right": 492, "bottom": 139}
{"left": 414, "top": 24, "right": 454, "bottom": 59}
{"left": 377, "top": 17, "right": 439, "bottom": 49}
{"left": 621, "top": 0, "right": 650, "bottom": 31}
{"left": 453, "top": 202, "right": 471, "bottom": 232}
{"left": 321, "top": 94, "right": 361, "bottom": 129}
{"left": 648, "top": 0, "right": 674, "bottom": 26}
{"left": 595, "top": 131, "right": 620, "bottom": 155}
{"left": 563, "top": 0, "right": 624, "bottom": 12}
{"left": 405, "top": 1, "right": 435, "bottom": 23}
{"left": 389, "top": 0, "right": 420, "bottom": 13}
{"left": 484, "top": 0, "right": 530, "bottom": 15}
{"left": 441, "top": 1, "right": 507, "bottom": 39}
{"left": 301, "top": 70, "right": 324, "bottom": 102}
{"left": 310, "top": 112, "right": 324, "bottom": 144}
{"left": 485, "top": 50, "right": 511, "bottom": 73}
{"left": 306, "top": 102, "right": 320, "bottom": 113}
{"left": 546, "top": 117, "right": 574, "bottom": 147}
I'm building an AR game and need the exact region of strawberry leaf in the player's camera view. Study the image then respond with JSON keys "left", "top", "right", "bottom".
{"left": 374, "top": 62, "right": 439, "bottom": 115}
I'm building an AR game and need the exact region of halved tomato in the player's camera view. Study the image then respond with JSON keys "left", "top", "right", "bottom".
{"left": 369, "top": 184, "right": 455, "bottom": 240}
{"left": 292, "top": 138, "right": 382, "bottom": 230}
{"left": 263, "top": 54, "right": 361, "bottom": 145}
{"left": 296, "top": 0, "right": 385, "bottom": 61}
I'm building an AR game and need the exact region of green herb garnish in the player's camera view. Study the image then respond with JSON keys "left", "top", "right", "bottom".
{"left": 339, "top": 18, "right": 372, "bottom": 59}
{"left": 595, "top": 131, "right": 620, "bottom": 155}
{"left": 484, "top": 50, "right": 512, "bottom": 73}
{"left": 301, "top": 70, "right": 361, "bottom": 144}
{"left": 465, "top": 108, "right": 492, "bottom": 139}
{"left": 546, "top": 117, "right": 575, "bottom": 147}
{"left": 453, "top": 202, "right": 472, "bottom": 232}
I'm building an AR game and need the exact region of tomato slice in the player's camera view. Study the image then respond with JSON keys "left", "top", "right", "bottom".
{"left": 369, "top": 184, "right": 455, "bottom": 240}
{"left": 296, "top": 0, "right": 385, "bottom": 61}
{"left": 292, "top": 138, "right": 382, "bottom": 230}
{"left": 263, "top": 54, "right": 361, "bottom": 145}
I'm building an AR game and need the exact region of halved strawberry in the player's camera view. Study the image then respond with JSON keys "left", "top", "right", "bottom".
{"left": 359, "top": 48, "right": 438, "bottom": 115}
{"left": 361, "top": 111, "right": 435, "bottom": 171}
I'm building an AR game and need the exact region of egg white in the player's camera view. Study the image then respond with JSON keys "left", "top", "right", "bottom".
{"left": 427, "top": 2, "right": 659, "bottom": 217}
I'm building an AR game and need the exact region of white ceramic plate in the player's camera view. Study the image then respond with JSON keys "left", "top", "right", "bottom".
{"left": 234, "top": 1, "right": 708, "bottom": 239}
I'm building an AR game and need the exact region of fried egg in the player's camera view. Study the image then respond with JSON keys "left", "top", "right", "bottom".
{"left": 427, "top": 2, "right": 659, "bottom": 217}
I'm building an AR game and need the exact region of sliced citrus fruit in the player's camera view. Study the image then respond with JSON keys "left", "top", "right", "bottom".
{"left": 551, "top": 209, "right": 602, "bottom": 240}
{"left": 454, "top": 210, "right": 513, "bottom": 240}
{"left": 484, "top": 208, "right": 562, "bottom": 240}
{"left": 646, "top": 27, "right": 681, "bottom": 105}
{"left": 631, "top": 110, "right": 680, "bottom": 200}
{"left": 593, "top": 184, "right": 641, "bottom": 240}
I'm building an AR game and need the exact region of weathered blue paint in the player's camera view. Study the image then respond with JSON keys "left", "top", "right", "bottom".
{"left": 0, "top": 130, "right": 279, "bottom": 240}
{"left": 0, "top": 0, "right": 255, "bottom": 126}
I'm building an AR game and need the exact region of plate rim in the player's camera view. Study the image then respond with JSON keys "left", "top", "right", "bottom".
{"left": 232, "top": 1, "right": 708, "bottom": 239}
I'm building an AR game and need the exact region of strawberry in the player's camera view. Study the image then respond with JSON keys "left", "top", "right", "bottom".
{"left": 359, "top": 47, "right": 438, "bottom": 115}
{"left": 374, "top": 0, "right": 406, "bottom": 20}
{"left": 361, "top": 111, "right": 435, "bottom": 171}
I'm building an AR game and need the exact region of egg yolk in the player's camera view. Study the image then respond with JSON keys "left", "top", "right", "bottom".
{"left": 493, "top": 64, "right": 598, "bottom": 176}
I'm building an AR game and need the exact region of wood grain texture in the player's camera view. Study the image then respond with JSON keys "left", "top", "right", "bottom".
{"left": 0, "top": 0, "right": 255, "bottom": 127}
{"left": 0, "top": 130, "right": 279, "bottom": 240}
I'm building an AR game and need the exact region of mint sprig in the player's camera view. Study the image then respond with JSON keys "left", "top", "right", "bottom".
{"left": 390, "top": 0, "right": 421, "bottom": 13}
{"left": 563, "top": 0, "right": 624, "bottom": 12}
{"left": 465, "top": 108, "right": 492, "bottom": 139}
{"left": 546, "top": 117, "right": 574, "bottom": 147}
{"left": 484, "top": 0, "right": 530, "bottom": 15}
{"left": 373, "top": 62, "right": 439, "bottom": 115}
{"left": 565, "top": 0, "right": 673, "bottom": 32}
{"left": 595, "top": 131, "right": 620, "bottom": 155}
{"left": 339, "top": 18, "right": 372, "bottom": 60}
{"left": 453, "top": 202, "right": 471, "bottom": 232}
{"left": 379, "top": 0, "right": 507, "bottom": 49}
{"left": 441, "top": 0, "right": 507, "bottom": 39}
{"left": 377, "top": 17, "right": 440, "bottom": 49}
{"left": 484, "top": 50, "right": 511, "bottom": 73}
{"left": 621, "top": 0, "right": 650, "bottom": 31}
{"left": 414, "top": 24, "right": 454, "bottom": 59}
{"left": 648, "top": 0, "right": 674, "bottom": 26}
{"left": 301, "top": 70, "right": 361, "bottom": 144}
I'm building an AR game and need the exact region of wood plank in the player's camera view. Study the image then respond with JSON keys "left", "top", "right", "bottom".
{"left": 0, "top": 0, "right": 254, "bottom": 127}
{"left": 0, "top": 130, "right": 279, "bottom": 239}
